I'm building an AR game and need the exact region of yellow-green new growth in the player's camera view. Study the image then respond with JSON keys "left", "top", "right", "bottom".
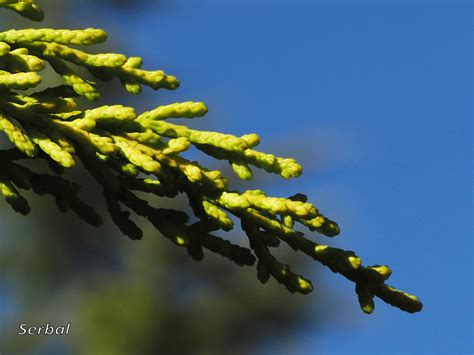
{"left": 0, "top": 111, "right": 36, "bottom": 156}
{"left": 1, "top": 48, "right": 45, "bottom": 72}
{"left": 0, "top": 178, "right": 30, "bottom": 215}
{"left": 0, "top": 28, "right": 107, "bottom": 46}
{"left": 27, "top": 125, "right": 75, "bottom": 167}
{"left": 0, "top": 70, "right": 41, "bottom": 89}
{"left": 0, "top": 41, "right": 10, "bottom": 56}
{"left": 0, "top": 0, "right": 422, "bottom": 315}
{"left": 0, "top": 0, "right": 43, "bottom": 21}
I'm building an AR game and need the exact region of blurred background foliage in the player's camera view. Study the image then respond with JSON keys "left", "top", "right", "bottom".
{"left": 0, "top": 1, "right": 339, "bottom": 354}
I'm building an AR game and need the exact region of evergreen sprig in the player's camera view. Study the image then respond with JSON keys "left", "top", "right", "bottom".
{"left": 0, "top": 1, "right": 422, "bottom": 314}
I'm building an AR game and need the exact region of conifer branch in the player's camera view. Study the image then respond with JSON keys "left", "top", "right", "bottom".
{"left": 0, "top": 0, "right": 422, "bottom": 314}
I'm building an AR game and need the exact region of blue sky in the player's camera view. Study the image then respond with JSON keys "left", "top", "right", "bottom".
{"left": 72, "top": 1, "right": 472, "bottom": 353}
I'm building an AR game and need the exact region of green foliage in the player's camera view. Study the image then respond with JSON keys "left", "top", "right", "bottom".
{"left": 0, "top": 0, "right": 422, "bottom": 314}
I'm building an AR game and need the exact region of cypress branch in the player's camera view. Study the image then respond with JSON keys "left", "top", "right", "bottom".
{"left": 0, "top": 0, "right": 422, "bottom": 314}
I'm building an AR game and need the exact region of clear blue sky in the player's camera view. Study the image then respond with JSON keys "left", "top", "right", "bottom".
{"left": 74, "top": 1, "right": 472, "bottom": 353}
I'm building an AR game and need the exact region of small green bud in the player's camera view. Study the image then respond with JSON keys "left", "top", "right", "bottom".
{"left": 162, "top": 137, "right": 191, "bottom": 155}
{"left": 356, "top": 283, "right": 375, "bottom": 314}
{"left": 0, "top": 112, "right": 37, "bottom": 157}
{"left": 0, "top": 179, "right": 30, "bottom": 215}
{"left": 113, "top": 136, "right": 162, "bottom": 174}
{"left": 230, "top": 158, "right": 253, "bottom": 180}
{"left": 202, "top": 200, "right": 234, "bottom": 231}
{"left": 28, "top": 125, "right": 75, "bottom": 167}
{"left": 240, "top": 133, "right": 260, "bottom": 148}
{"left": 3, "top": 49, "right": 45, "bottom": 72}
{"left": 370, "top": 265, "right": 392, "bottom": 281}
{"left": 0, "top": 0, "right": 44, "bottom": 21}
{"left": 0, "top": 70, "right": 41, "bottom": 89}
{"left": 0, "top": 41, "right": 10, "bottom": 56}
